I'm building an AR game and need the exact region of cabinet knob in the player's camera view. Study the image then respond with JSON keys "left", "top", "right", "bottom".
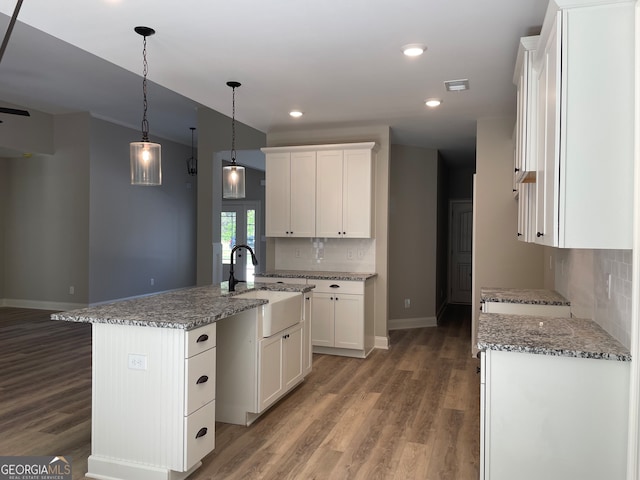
{"left": 335, "top": 297, "right": 339, "bottom": 301}
{"left": 513, "top": 188, "right": 517, "bottom": 192}
{"left": 342, "top": 231, "right": 346, "bottom": 235}
{"left": 196, "top": 375, "right": 209, "bottom": 384}
{"left": 196, "top": 334, "right": 209, "bottom": 343}
{"left": 515, "top": 167, "right": 520, "bottom": 173}
{"left": 195, "top": 427, "right": 208, "bottom": 439}
{"left": 517, "top": 233, "right": 522, "bottom": 237}
{"left": 536, "top": 232, "right": 544, "bottom": 237}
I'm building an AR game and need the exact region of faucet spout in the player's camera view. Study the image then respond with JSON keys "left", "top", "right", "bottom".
{"left": 228, "top": 244, "right": 258, "bottom": 291}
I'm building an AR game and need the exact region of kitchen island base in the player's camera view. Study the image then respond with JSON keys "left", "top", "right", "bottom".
{"left": 86, "top": 456, "right": 202, "bottom": 480}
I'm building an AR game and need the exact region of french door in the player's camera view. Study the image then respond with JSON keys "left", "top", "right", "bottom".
{"left": 221, "top": 201, "right": 259, "bottom": 283}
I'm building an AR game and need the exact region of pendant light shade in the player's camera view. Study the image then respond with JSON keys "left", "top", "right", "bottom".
{"left": 222, "top": 81, "right": 245, "bottom": 199}
{"left": 130, "top": 26, "right": 161, "bottom": 186}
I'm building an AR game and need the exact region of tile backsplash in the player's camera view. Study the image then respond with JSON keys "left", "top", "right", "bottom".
{"left": 554, "top": 249, "right": 632, "bottom": 349}
{"left": 274, "top": 237, "right": 376, "bottom": 272}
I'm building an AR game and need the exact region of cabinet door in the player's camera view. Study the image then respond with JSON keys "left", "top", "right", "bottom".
{"left": 334, "top": 294, "right": 364, "bottom": 350}
{"left": 303, "top": 294, "right": 312, "bottom": 375}
{"left": 342, "top": 149, "right": 373, "bottom": 238}
{"left": 283, "top": 323, "right": 304, "bottom": 390}
{"left": 311, "top": 293, "right": 335, "bottom": 347}
{"left": 290, "top": 151, "right": 316, "bottom": 237}
{"left": 258, "top": 333, "right": 283, "bottom": 411}
{"left": 265, "top": 152, "right": 291, "bottom": 237}
{"left": 535, "top": 13, "right": 560, "bottom": 246}
{"left": 316, "top": 150, "right": 344, "bottom": 237}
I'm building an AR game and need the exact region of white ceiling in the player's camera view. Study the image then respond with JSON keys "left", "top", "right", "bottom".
{"left": 0, "top": 0, "right": 547, "bottom": 167}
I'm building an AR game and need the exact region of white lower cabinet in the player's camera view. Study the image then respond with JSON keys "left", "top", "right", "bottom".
{"left": 311, "top": 278, "right": 374, "bottom": 358}
{"left": 259, "top": 322, "right": 303, "bottom": 411}
{"left": 88, "top": 322, "right": 216, "bottom": 480}
{"left": 480, "top": 350, "right": 629, "bottom": 480}
{"left": 216, "top": 297, "right": 310, "bottom": 426}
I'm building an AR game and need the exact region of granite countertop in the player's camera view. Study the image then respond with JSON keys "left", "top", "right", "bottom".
{"left": 477, "top": 313, "right": 631, "bottom": 361}
{"left": 51, "top": 281, "right": 314, "bottom": 330}
{"left": 256, "top": 270, "right": 376, "bottom": 281}
{"left": 481, "top": 287, "right": 570, "bottom": 306}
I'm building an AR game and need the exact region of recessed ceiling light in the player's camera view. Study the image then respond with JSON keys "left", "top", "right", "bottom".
{"left": 289, "top": 110, "right": 303, "bottom": 118}
{"left": 402, "top": 44, "right": 427, "bottom": 57}
{"left": 425, "top": 98, "right": 442, "bottom": 108}
{"left": 444, "top": 79, "right": 470, "bottom": 91}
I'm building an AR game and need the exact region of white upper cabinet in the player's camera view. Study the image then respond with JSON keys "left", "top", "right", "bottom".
{"left": 263, "top": 142, "right": 377, "bottom": 239}
{"left": 264, "top": 151, "right": 316, "bottom": 237}
{"left": 513, "top": 36, "right": 539, "bottom": 185}
{"left": 316, "top": 147, "right": 375, "bottom": 238}
{"left": 531, "top": 0, "right": 634, "bottom": 249}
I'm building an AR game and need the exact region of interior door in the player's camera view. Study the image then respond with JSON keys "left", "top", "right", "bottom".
{"left": 449, "top": 200, "right": 473, "bottom": 304}
{"left": 221, "top": 201, "right": 259, "bottom": 283}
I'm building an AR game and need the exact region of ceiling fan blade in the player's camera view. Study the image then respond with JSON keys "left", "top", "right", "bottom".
{"left": 0, "top": 107, "right": 29, "bottom": 116}
{"left": 0, "top": 0, "right": 24, "bottom": 65}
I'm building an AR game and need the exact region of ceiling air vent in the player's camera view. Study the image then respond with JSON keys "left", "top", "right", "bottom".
{"left": 444, "top": 79, "right": 470, "bottom": 92}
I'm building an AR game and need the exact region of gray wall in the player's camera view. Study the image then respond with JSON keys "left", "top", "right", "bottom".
{"left": 1, "top": 109, "right": 199, "bottom": 308}
{"left": 88, "top": 116, "right": 196, "bottom": 303}
{"left": 2, "top": 113, "right": 90, "bottom": 308}
{"left": 472, "top": 116, "right": 545, "bottom": 353}
{"left": 388, "top": 144, "right": 439, "bottom": 323}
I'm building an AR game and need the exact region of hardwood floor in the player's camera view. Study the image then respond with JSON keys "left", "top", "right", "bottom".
{"left": 0, "top": 305, "right": 479, "bottom": 480}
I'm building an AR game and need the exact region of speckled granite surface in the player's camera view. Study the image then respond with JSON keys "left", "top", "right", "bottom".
{"left": 481, "top": 287, "right": 570, "bottom": 306}
{"left": 477, "top": 313, "right": 631, "bottom": 361}
{"left": 51, "top": 282, "right": 314, "bottom": 330}
{"left": 256, "top": 270, "right": 376, "bottom": 281}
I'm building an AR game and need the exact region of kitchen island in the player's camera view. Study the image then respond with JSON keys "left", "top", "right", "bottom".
{"left": 52, "top": 281, "right": 314, "bottom": 480}
{"left": 477, "top": 313, "right": 630, "bottom": 480}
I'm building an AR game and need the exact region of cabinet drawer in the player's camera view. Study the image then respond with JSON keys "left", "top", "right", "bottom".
{"left": 183, "top": 400, "right": 215, "bottom": 471}
{"left": 255, "top": 276, "right": 307, "bottom": 285}
{"left": 185, "top": 348, "right": 216, "bottom": 416}
{"left": 312, "top": 279, "right": 363, "bottom": 295}
{"left": 185, "top": 323, "right": 216, "bottom": 358}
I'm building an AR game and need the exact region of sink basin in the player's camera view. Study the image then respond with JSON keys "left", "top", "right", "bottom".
{"left": 234, "top": 290, "right": 302, "bottom": 337}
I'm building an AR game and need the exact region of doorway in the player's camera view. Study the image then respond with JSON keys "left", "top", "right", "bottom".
{"left": 448, "top": 200, "right": 473, "bottom": 304}
{"left": 221, "top": 201, "right": 260, "bottom": 283}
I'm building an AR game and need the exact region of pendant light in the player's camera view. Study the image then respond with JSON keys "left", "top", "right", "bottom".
{"left": 130, "top": 26, "right": 161, "bottom": 186}
{"left": 186, "top": 127, "right": 197, "bottom": 175}
{"left": 222, "top": 81, "right": 245, "bottom": 199}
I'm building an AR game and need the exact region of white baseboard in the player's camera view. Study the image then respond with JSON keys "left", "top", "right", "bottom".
{"left": 1, "top": 298, "right": 87, "bottom": 311}
{"left": 375, "top": 335, "right": 389, "bottom": 349}
{"left": 388, "top": 316, "right": 437, "bottom": 331}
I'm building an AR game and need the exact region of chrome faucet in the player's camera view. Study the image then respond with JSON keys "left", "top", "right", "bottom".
{"left": 228, "top": 244, "right": 258, "bottom": 291}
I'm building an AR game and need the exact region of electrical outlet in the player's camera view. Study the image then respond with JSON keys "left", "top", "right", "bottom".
{"left": 69, "top": 286, "right": 74, "bottom": 295}
{"left": 607, "top": 273, "right": 612, "bottom": 300}
{"left": 404, "top": 298, "right": 410, "bottom": 308}
{"left": 347, "top": 249, "right": 354, "bottom": 260}
{"left": 295, "top": 248, "right": 301, "bottom": 258}
{"left": 150, "top": 278, "right": 155, "bottom": 286}
{"left": 357, "top": 248, "right": 365, "bottom": 259}
{"left": 128, "top": 354, "right": 147, "bottom": 370}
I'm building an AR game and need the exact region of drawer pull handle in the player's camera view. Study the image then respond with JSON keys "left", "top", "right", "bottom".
{"left": 536, "top": 232, "right": 544, "bottom": 237}
{"left": 329, "top": 284, "right": 340, "bottom": 289}
{"left": 196, "top": 334, "right": 209, "bottom": 343}
{"left": 196, "top": 375, "right": 209, "bottom": 384}
{"left": 195, "top": 427, "right": 208, "bottom": 439}
{"left": 277, "top": 281, "right": 284, "bottom": 284}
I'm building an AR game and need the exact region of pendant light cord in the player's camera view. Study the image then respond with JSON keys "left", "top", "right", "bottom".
{"left": 141, "top": 34, "right": 150, "bottom": 142}
{"left": 231, "top": 85, "right": 237, "bottom": 164}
